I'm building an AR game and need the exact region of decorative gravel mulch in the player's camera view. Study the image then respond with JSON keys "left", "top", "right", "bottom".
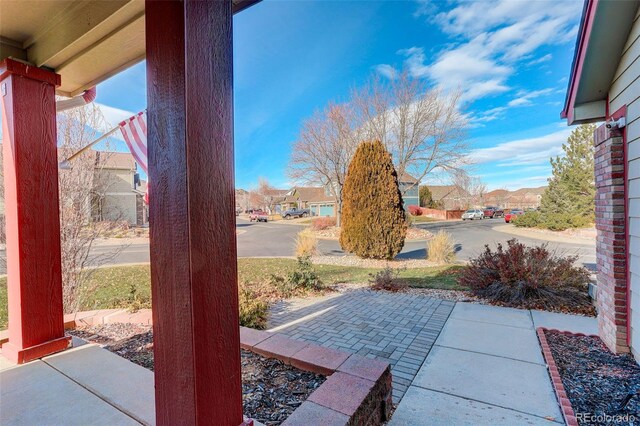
{"left": 545, "top": 330, "right": 640, "bottom": 425}
{"left": 311, "top": 255, "right": 442, "bottom": 269}
{"left": 313, "top": 226, "right": 432, "bottom": 241}
{"left": 67, "top": 324, "right": 325, "bottom": 425}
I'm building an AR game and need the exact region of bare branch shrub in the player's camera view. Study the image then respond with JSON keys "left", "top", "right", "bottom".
{"left": 57, "top": 103, "right": 124, "bottom": 314}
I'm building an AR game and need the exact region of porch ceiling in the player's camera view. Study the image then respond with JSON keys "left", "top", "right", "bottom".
{"left": 0, "top": 0, "right": 260, "bottom": 97}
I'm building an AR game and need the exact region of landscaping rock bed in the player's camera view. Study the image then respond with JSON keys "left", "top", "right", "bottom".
{"left": 311, "top": 255, "right": 440, "bottom": 269}
{"left": 67, "top": 324, "right": 325, "bottom": 425}
{"left": 545, "top": 330, "right": 640, "bottom": 425}
{"left": 314, "top": 226, "right": 432, "bottom": 241}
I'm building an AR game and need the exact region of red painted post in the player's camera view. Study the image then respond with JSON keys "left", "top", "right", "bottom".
{"left": 0, "top": 59, "right": 70, "bottom": 364}
{"left": 145, "top": 0, "right": 243, "bottom": 424}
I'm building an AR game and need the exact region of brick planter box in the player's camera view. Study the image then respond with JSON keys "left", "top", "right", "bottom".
{"left": 241, "top": 326, "right": 393, "bottom": 425}
{"left": 33, "top": 310, "right": 392, "bottom": 425}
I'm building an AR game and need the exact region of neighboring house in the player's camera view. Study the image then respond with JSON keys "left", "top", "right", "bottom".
{"left": 561, "top": 0, "right": 639, "bottom": 360}
{"left": 484, "top": 187, "right": 545, "bottom": 209}
{"left": 261, "top": 188, "right": 289, "bottom": 214}
{"left": 483, "top": 189, "right": 510, "bottom": 208}
{"left": 92, "top": 151, "right": 147, "bottom": 226}
{"left": 235, "top": 189, "right": 250, "bottom": 212}
{"left": 281, "top": 187, "right": 336, "bottom": 216}
{"left": 425, "top": 185, "right": 472, "bottom": 210}
{"left": 398, "top": 172, "right": 420, "bottom": 210}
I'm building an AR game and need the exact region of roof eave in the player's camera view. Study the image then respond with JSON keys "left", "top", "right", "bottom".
{"left": 562, "top": 0, "right": 639, "bottom": 125}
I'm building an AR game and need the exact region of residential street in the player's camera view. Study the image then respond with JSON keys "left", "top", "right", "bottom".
{"left": 0, "top": 217, "right": 596, "bottom": 274}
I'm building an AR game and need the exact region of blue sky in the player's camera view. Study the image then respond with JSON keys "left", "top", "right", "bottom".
{"left": 95, "top": 0, "right": 583, "bottom": 191}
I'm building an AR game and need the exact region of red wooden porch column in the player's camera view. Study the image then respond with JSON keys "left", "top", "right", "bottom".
{"left": 0, "top": 59, "right": 70, "bottom": 364}
{"left": 145, "top": 1, "right": 243, "bottom": 424}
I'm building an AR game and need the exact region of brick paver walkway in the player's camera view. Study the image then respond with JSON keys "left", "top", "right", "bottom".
{"left": 268, "top": 289, "right": 455, "bottom": 403}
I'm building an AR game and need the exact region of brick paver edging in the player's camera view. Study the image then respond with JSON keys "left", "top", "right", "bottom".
{"left": 537, "top": 327, "right": 599, "bottom": 426}
{"left": 241, "top": 326, "right": 393, "bottom": 425}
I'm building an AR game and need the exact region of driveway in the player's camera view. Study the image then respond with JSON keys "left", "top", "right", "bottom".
{"left": 0, "top": 217, "right": 597, "bottom": 273}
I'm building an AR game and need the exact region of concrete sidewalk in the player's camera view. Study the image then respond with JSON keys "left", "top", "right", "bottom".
{"left": 390, "top": 303, "right": 597, "bottom": 425}
{"left": 1, "top": 342, "right": 154, "bottom": 425}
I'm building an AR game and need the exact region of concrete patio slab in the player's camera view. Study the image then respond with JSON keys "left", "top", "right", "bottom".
{"left": 411, "top": 346, "right": 562, "bottom": 420}
{"left": 449, "top": 302, "right": 533, "bottom": 329}
{"left": 531, "top": 310, "right": 597, "bottom": 335}
{"left": 43, "top": 344, "right": 154, "bottom": 425}
{"left": 0, "top": 360, "right": 139, "bottom": 426}
{"left": 435, "top": 317, "right": 545, "bottom": 364}
{"left": 0, "top": 353, "right": 15, "bottom": 371}
{"left": 390, "top": 386, "right": 561, "bottom": 425}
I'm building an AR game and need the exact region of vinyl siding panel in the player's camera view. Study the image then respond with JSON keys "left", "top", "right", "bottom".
{"left": 609, "top": 10, "right": 640, "bottom": 359}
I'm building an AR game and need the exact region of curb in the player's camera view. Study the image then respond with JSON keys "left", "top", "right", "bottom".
{"left": 493, "top": 225, "right": 595, "bottom": 246}
{"left": 536, "top": 327, "right": 599, "bottom": 426}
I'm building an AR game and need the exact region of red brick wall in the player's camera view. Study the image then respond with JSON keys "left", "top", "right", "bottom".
{"left": 594, "top": 124, "right": 629, "bottom": 354}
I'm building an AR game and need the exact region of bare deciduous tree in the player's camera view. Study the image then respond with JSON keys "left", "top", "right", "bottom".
{"left": 289, "top": 73, "right": 469, "bottom": 223}
{"left": 248, "top": 177, "right": 281, "bottom": 213}
{"left": 452, "top": 169, "right": 487, "bottom": 208}
{"left": 352, "top": 72, "right": 469, "bottom": 194}
{"left": 57, "top": 103, "right": 123, "bottom": 314}
{"left": 289, "top": 103, "right": 358, "bottom": 225}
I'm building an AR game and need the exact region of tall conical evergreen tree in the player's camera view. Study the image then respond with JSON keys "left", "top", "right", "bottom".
{"left": 540, "top": 124, "right": 596, "bottom": 219}
{"left": 340, "top": 140, "right": 407, "bottom": 259}
{"left": 419, "top": 185, "right": 434, "bottom": 208}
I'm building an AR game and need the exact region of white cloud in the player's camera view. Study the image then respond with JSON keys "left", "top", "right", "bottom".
{"left": 527, "top": 53, "right": 552, "bottom": 66}
{"left": 374, "top": 64, "right": 398, "bottom": 80}
{"left": 97, "top": 103, "right": 136, "bottom": 128}
{"left": 507, "top": 88, "right": 554, "bottom": 107}
{"left": 468, "top": 128, "right": 572, "bottom": 166}
{"left": 378, "top": 0, "right": 582, "bottom": 103}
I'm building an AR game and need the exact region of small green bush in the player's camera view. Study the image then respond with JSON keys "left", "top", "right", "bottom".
{"left": 239, "top": 286, "right": 268, "bottom": 329}
{"left": 513, "top": 211, "right": 542, "bottom": 228}
{"left": 542, "top": 213, "right": 592, "bottom": 231}
{"left": 287, "top": 256, "right": 321, "bottom": 290}
{"left": 270, "top": 256, "right": 321, "bottom": 294}
{"left": 514, "top": 211, "right": 593, "bottom": 231}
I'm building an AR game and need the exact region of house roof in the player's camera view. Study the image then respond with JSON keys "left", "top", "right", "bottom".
{"left": 485, "top": 189, "right": 509, "bottom": 198}
{"left": 297, "top": 187, "right": 332, "bottom": 203}
{"left": 561, "top": 0, "right": 640, "bottom": 124}
{"left": 510, "top": 187, "right": 546, "bottom": 197}
{"left": 263, "top": 188, "right": 289, "bottom": 198}
{"left": 95, "top": 151, "right": 136, "bottom": 170}
{"left": 426, "top": 185, "right": 470, "bottom": 201}
{"left": 0, "top": 0, "right": 260, "bottom": 97}
{"left": 398, "top": 172, "right": 419, "bottom": 184}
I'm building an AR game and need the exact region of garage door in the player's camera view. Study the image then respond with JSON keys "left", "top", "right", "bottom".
{"left": 319, "top": 205, "right": 334, "bottom": 216}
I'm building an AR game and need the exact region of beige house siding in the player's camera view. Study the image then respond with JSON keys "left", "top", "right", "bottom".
{"left": 609, "top": 7, "right": 640, "bottom": 360}
{"left": 100, "top": 193, "right": 138, "bottom": 225}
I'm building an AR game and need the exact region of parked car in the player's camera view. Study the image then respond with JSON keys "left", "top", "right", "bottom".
{"left": 483, "top": 206, "right": 504, "bottom": 218}
{"left": 462, "top": 209, "right": 484, "bottom": 220}
{"left": 249, "top": 210, "right": 268, "bottom": 222}
{"left": 504, "top": 208, "right": 524, "bottom": 223}
{"left": 282, "top": 208, "right": 310, "bottom": 219}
